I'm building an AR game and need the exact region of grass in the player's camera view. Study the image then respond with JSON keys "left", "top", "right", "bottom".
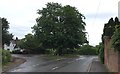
{"left": 44, "top": 54, "right": 80, "bottom": 60}
{"left": 0, "top": 49, "right": 2, "bottom": 68}
{"left": 0, "top": 49, "right": 12, "bottom": 67}
{"left": 2, "top": 57, "right": 26, "bottom": 72}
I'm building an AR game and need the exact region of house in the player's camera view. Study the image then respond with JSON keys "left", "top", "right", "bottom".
{"left": 4, "top": 38, "right": 23, "bottom": 52}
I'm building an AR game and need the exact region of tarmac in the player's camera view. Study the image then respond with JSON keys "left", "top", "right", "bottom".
{"left": 86, "top": 57, "right": 120, "bottom": 74}
{"left": 88, "top": 57, "right": 108, "bottom": 72}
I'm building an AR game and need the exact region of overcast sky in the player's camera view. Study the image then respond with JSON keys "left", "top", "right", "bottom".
{"left": 0, "top": 0, "right": 119, "bottom": 46}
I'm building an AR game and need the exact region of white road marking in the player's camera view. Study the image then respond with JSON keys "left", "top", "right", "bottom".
{"left": 57, "top": 59, "right": 62, "bottom": 61}
{"left": 32, "top": 63, "right": 40, "bottom": 67}
{"left": 56, "top": 58, "right": 65, "bottom": 61}
{"left": 12, "top": 68, "right": 22, "bottom": 72}
{"left": 76, "top": 57, "right": 85, "bottom": 61}
{"left": 52, "top": 67, "right": 59, "bottom": 70}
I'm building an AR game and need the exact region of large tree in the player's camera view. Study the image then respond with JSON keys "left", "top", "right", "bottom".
{"left": 2, "top": 18, "right": 13, "bottom": 48}
{"left": 32, "top": 3, "right": 87, "bottom": 55}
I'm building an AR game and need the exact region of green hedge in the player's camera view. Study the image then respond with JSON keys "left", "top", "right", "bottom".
{"left": 78, "top": 45, "right": 98, "bottom": 55}
{"left": 0, "top": 49, "right": 12, "bottom": 65}
{"left": 111, "top": 25, "right": 120, "bottom": 51}
{"left": 99, "top": 46, "right": 104, "bottom": 64}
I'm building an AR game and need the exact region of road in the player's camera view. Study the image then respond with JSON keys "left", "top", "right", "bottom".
{"left": 7, "top": 54, "right": 98, "bottom": 72}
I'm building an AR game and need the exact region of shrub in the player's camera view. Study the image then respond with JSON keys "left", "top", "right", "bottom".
{"left": 96, "top": 43, "right": 104, "bottom": 64}
{"left": 99, "top": 45, "right": 104, "bottom": 64}
{"left": 0, "top": 49, "right": 12, "bottom": 65}
{"left": 46, "top": 49, "right": 57, "bottom": 55}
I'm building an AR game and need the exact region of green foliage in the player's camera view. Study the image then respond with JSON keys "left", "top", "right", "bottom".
{"left": 102, "top": 17, "right": 120, "bottom": 53}
{"left": 0, "top": 49, "right": 12, "bottom": 65}
{"left": 18, "top": 34, "right": 35, "bottom": 49}
{"left": 32, "top": 2, "right": 87, "bottom": 55}
{"left": 46, "top": 49, "right": 57, "bottom": 55}
{"left": 97, "top": 42, "right": 104, "bottom": 64}
{"left": 18, "top": 33, "right": 45, "bottom": 54}
{"left": 99, "top": 47, "right": 104, "bottom": 64}
{"left": 78, "top": 45, "right": 98, "bottom": 55}
{"left": 103, "top": 17, "right": 120, "bottom": 37}
{"left": 111, "top": 25, "right": 120, "bottom": 51}
{"left": 46, "top": 48, "right": 78, "bottom": 55}
{"left": 2, "top": 18, "right": 13, "bottom": 47}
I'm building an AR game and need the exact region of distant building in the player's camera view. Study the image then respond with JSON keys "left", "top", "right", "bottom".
{"left": 4, "top": 37, "right": 23, "bottom": 52}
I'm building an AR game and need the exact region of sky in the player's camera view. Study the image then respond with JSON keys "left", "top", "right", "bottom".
{"left": 0, "top": 0, "right": 119, "bottom": 46}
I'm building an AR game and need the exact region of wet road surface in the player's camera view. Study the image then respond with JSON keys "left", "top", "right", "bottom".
{"left": 8, "top": 54, "right": 98, "bottom": 72}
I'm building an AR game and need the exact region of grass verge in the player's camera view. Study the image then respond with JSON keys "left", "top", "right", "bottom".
{"left": 44, "top": 54, "right": 80, "bottom": 60}
{"left": 2, "top": 57, "right": 26, "bottom": 72}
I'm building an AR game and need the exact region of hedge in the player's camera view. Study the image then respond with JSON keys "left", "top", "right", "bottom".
{"left": 78, "top": 45, "right": 98, "bottom": 55}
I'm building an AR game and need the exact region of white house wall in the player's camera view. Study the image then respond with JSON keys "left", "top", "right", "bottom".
{"left": 4, "top": 42, "right": 16, "bottom": 52}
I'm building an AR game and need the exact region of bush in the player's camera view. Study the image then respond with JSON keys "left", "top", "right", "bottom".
{"left": 0, "top": 49, "right": 12, "bottom": 65}
{"left": 46, "top": 49, "right": 57, "bottom": 55}
{"left": 78, "top": 45, "right": 98, "bottom": 55}
{"left": 99, "top": 46, "right": 104, "bottom": 64}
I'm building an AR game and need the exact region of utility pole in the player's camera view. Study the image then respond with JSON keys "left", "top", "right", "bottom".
{"left": 0, "top": 17, "right": 2, "bottom": 74}
{"left": 118, "top": 1, "right": 120, "bottom": 20}
{"left": 0, "top": 17, "right": 2, "bottom": 49}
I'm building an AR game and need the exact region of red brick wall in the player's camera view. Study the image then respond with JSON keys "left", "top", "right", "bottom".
{"left": 104, "top": 37, "right": 119, "bottom": 72}
{"left": 118, "top": 53, "right": 120, "bottom": 73}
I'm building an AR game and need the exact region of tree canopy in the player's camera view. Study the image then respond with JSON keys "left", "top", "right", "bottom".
{"left": 102, "top": 17, "right": 120, "bottom": 52}
{"left": 18, "top": 34, "right": 36, "bottom": 52}
{"left": 2, "top": 18, "right": 13, "bottom": 47}
{"left": 32, "top": 2, "right": 87, "bottom": 55}
{"left": 18, "top": 33, "right": 45, "bottom": 54}
{"left": 103, "top": 17, "right": 120, "bottom": 37}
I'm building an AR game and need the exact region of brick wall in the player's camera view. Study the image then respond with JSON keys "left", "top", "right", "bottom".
{"left": 104, "top": 36, "right": 119, "bottom": 72}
